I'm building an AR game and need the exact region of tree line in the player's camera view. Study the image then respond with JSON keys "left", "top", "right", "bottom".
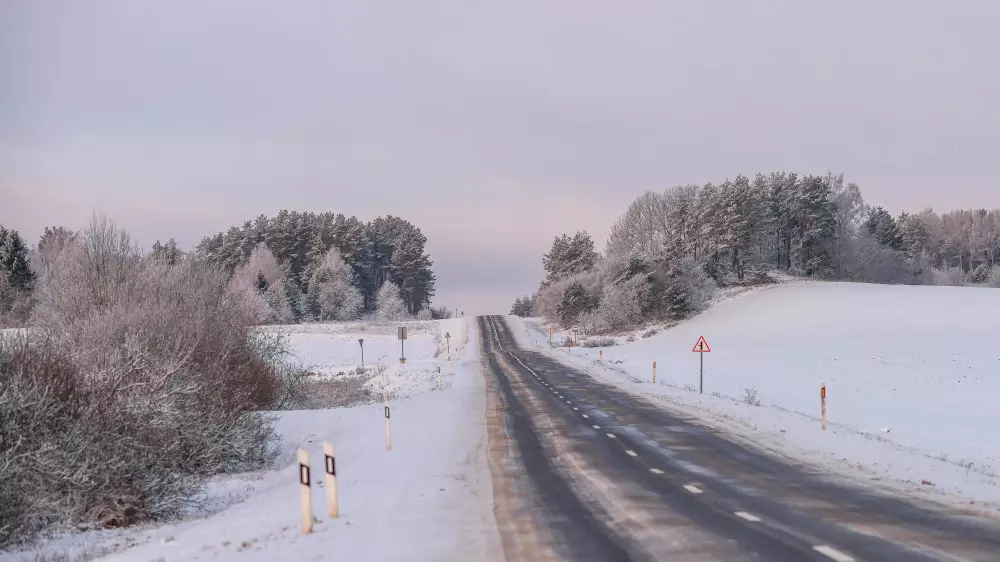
{"left": 513, "top": 171, "right": 1000, "bottom": 330}
{"left": 0, "top": 211, "right": 440, "bottom": 326}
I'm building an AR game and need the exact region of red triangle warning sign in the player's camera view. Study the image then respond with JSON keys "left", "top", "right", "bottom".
{"left": 692, "top": 336, "right": 711, "bottom": 353}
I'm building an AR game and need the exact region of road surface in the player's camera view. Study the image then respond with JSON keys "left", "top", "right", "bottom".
{"left": 479, "top": 315, "right": 1000, "bottom": 562}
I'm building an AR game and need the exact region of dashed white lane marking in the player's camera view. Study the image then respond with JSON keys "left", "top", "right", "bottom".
{"left": 734, "top": 512, "right": 761, "bottom": 522}
{"left": 573, "top": 407, "right": 580, "bottom": 411}
{"left": 649, "top": 468, "right": 664, "bottom": 474}
{"left": 812, "top": 546, "right": 854, "bottom": 562}
{"left": 592, "top": 425, "right": 601, "bottom": 429}
{"left": 683, "top": 485, "right": 703, "bottom": 494}
{"left": 581, "top": 413, "right": 588, "bottom": 418}
{"left": 625, "top": 450, "right": 638, "bottom": 457}
{"left": 606, "top": 433, "right": 616, "bottom": 439}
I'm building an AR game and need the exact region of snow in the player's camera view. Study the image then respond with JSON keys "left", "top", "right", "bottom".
{"left": 3, "top": 317, "right": 501, "bottom": 562}
{"left": 509, "top": 281, "right": 1000, "bottom": 507}
{"left": 260, "top": 318, "right": 467, "bottom": 398}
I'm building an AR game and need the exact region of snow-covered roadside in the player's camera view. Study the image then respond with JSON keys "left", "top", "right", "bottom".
{"left": 3, "top": 317, "right": 501, "bottom": 562}
{"left": 507, "top": 282, "right": 1000, "bottom": 511}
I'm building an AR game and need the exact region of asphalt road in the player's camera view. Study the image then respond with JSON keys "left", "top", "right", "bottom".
{"left": 478, "top": 315, "right": 1000, "bottom": 562}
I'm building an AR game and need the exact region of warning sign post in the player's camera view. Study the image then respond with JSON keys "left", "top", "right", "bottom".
{"left": 692, "top": 336, "right": 711, "bottom": 394}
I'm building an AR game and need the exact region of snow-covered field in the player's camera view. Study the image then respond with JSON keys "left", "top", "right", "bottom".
{"left": 260, "top": 318, "right": 468, "bottom": 399}
{"left": 3, "top": 317, "right": 501, "bottom": 562}
{"left": 509, "top": 281, "right": 1000, "bottom": 508}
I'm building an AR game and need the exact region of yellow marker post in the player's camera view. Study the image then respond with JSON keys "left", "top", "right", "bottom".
{"left": 821, "top": 383, "right": 827, "bottom": 431}
{"left": 652, "top": 361, "right": 657, "bottom": 384}
{"left": 297, "top": 449, "right": 313, "bottom": 534}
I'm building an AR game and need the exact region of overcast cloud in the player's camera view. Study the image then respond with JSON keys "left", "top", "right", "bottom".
{"left": 2, "top": 1, "right": 998, "bottom": 313}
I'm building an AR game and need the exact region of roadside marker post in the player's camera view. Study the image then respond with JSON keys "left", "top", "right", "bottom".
{"left": 653, "top": 361, "right": 657, "bottom": 383}
{"left": 599, "top": 349, "right": 603, "bottom": 367}
{"left": 323, "top": 441, "right": 339, "bottom": 519}
{"left": 692, "top": 336, "right": 711, "bottom": 394}
{"left": 297, "top": 448, "right": 313, "bottom": 534}
{"left": 384, "top": 401, "right": 392, "bottom": 450}
{"left": 358, "top": 338, "right": 364, "bottom": 369}
{"left": 548, "top": 328, "right": 553, "bottom": 348}
{"left": 398, "top": 326, "right": 408, "bottom": 364}
{"left": 445, "top": 331, "right": 451, "bottom": 361}
{"left": 437, "top": 366, "right": 442, "bottom": 388}
{"left": 821, "top": 383, "right": 827, "bottom": 431}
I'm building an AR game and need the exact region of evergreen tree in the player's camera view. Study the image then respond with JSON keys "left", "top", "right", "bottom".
{"left": 542, "top": 231, "right": 599, "bottom": 283}
{"left": 0, "top": 227, "right": 34, "bottom": 291}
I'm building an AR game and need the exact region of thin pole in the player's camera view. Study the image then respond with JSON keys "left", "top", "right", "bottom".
{"left": 699, "top": 353, "right": 704, "bottom": 394}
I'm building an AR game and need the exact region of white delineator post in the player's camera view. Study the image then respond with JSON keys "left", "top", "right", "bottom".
{"left": 323, "top": 441, "right": 338, "bottom": 518}
{"left": 384, "top": 401, "right": 392, "bottom": 451}
{"left": 298, "top": 448, "right": 313, "bottom": 534}
{"left": 652, "top": 361, "right": 657, "bottom": 384}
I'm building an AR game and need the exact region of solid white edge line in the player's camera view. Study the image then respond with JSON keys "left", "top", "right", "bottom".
{"left": 626, "top": 450, "right": 638, "bottom": 457}
{"left": 812, "top": 546, "right": 854, "bottom": 562}
{"left": 649, "top": 468, "right": 664, "bottom": 474}
{"left": 683, "top": 485, "right": 703, "bottom": 494}
{"left": 734, "top": 512, "right": 761, "bottom": 522}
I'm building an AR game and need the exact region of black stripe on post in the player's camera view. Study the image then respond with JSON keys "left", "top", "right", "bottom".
{"left": 384, "top": 406, "right": 390, "bottom": 419}
{"left": 325, "top": 454, "right": 336, "bottom": 476}
{"left": 299, "top": 463, "right": 311, "bottom": 486}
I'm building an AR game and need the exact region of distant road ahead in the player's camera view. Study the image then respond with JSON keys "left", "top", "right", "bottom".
{"left": 479, "top": 315, "right": 1000, "bottom": 562}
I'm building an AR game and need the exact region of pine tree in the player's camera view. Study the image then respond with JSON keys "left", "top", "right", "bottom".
{"left": 0, "top": 227, "right": 34, "bottom": 291}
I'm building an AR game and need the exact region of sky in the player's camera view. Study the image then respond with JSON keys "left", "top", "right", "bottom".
{"left": 2, "top": 1, "right": 999, "bottom": 314}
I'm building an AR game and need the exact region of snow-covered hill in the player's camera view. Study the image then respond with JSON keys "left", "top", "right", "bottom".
{"left": 510, "top": 281, "right": 1000, "bottom": 507}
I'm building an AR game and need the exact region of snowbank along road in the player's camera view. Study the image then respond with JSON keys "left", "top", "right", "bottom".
{"left": 479, "top": 315, "right": 1000, "bottom": 562}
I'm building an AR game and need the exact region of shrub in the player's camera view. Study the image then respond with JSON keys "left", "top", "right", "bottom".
{"left": 968, "top": 263, "right": 991, "bottom": 284}
{"left": 581, "top": 337, "right": 615, "bottom": 348}
{"left": 1, "top": 217, "right": 280, "bottom": 546}
{"left": 928, "top": 266, "right": 965, "bottom": 287}
{"left": 429, "top": 305, "right": 452, "bottom": 320}
{"left": 743, "top": 387, "right": 761, "bottom": 406}
{"left": 988, "top": 266, "right": 1000, "bottom": 288}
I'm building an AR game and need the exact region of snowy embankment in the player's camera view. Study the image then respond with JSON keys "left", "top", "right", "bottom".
{"left": 4, "top": 317, "right": 502, "bottom": 562}
{"left": 509, "top": 281, "right": 1000, "bottom": 508}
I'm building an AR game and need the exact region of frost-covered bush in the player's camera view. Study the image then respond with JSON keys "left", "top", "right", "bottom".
{"left": 929, "top": 266, "right": 965, "bottom": 287}
{"left": 2, "top": 217, "right": 281, "bottom": 546}
{"left": 416, "top": 308, "right": 432, "bottom": 321}
{"left": 374, "top": 281, "right": 407, "bottom": 322}
{"left": 967, "top": 263, "right": 991, "bottom": 285}
{"left": 988, "top": 265, "right": 1000, "bottom": 288}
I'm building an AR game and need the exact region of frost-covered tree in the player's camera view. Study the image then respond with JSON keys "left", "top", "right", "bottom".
{"left": 555, "top": 281, "right": 595, "bottom": 326}
{"left": 374, "top": 280, "right": 407, "bottom": 321}
{"left": 0, "top": 227, "right": 34, "bottom": 292}
{"left": 542, "top": 232, "right": 599, "bottom": 284}
{"left": 510, "top": 294, "right": 536, "bottom": 317}
{"left": 307, "top": 248, "right": 363, "bottom": 321}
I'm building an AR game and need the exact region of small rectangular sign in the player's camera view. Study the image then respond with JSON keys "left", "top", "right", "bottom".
{"left": 398, "top": 327, "right": 407, "bottom": 340}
